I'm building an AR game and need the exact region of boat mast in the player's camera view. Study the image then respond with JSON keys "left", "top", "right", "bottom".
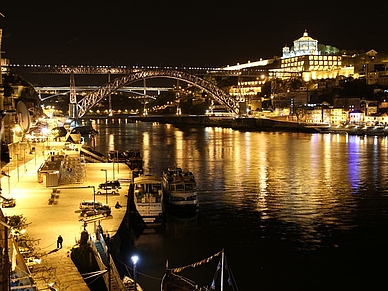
{"left": 160, "top": 259, "right": 168, "bottom": 291}
{"left": 221, "top": 248, "right": 224, "bottom": 291}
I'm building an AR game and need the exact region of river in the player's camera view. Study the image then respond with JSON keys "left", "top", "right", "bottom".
{"left": 88, "top": 119, "right": 388, "bottom": 291}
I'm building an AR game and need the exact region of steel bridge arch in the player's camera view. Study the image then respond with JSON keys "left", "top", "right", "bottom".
{"left": 75, "top": 69, "right": 240, "bottom": 119}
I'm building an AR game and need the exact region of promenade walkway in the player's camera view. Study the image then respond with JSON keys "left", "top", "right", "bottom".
{"left": 1, "top": 141, "right": 131, "bottom": 291}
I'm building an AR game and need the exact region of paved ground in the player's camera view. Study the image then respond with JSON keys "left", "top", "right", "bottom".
{"left": 1, "top": 141, "right": 131, "bottom": 290}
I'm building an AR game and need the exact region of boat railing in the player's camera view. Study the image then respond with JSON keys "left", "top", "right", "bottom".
{"left": 166, "top": 167, "right": 183, "bottom": 175}
{"left": 136, "top": 192, "right": 162, "bottom": 203}
{"left": 182, "top": 171, "right": 195, "bottom": 179}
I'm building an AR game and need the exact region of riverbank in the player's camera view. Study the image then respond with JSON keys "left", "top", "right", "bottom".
{"left": 0, "top": 141, "right": 132, "bottom": 290}
{"left": 86, "top": 114, "right": 388, "bottom": 136}
{"left": 85, "top": 114, "right": 320, "bottom": 132}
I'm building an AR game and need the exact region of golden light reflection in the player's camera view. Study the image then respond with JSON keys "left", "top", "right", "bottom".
{"left": 89, "top": 121, "right": 388, "bottom": 237}
{"left": 142, "top": 130, "right": 150, "bottom": 172}
{"left": 108, "top": 133, "right": 114, "bottom": 152}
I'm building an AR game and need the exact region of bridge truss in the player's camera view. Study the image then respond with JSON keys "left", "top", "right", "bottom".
{"left": 7, "top": 65, "right": 261, "bottom": 118}
{"left": 76, "top": 69, "right": 241, "bottom": 118}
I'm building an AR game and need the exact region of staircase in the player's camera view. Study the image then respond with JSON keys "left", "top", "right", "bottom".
{"left": 91, "top": 235, "right": 127, "bottom": 290}
{"left": 94, "top": 240, "right": 109, "bottom": 266}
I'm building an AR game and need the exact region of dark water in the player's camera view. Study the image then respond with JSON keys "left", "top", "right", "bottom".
{"left": 90, "top": 119, "right": 388, "bottom": 291}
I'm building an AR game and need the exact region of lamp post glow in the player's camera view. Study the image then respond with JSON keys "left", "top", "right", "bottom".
{"left": 131, "top": 255, "right": 139, "bottom": 291}
{"left": 101, "top": 169, "right": 108, "bottom": 204}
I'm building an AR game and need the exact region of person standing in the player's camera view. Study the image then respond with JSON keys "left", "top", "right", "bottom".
{"left": 57, "top": 235, "right": 63, "bottom": 249}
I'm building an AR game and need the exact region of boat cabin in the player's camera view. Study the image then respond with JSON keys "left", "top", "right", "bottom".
{"left": 134, "top": 175, "right": 163, "bottom": 203}
{"left": 165, "top": 167, "right": 195, "bottom": 182}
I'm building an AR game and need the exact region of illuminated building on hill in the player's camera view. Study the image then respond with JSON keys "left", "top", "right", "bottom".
{"left": 223, "top": 30, "right": 357, "bottom": 116}
{"left": 269, "top": 30, "right": 354, "bottom": 81}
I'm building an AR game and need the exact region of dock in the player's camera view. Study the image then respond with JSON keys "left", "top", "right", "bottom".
{"left": 0, "top": 141, "right": 132, "bottom": 291}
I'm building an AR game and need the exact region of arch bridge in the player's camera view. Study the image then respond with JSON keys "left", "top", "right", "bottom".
{"left": 73, "top": 68, "right": 241, "bottom": 119}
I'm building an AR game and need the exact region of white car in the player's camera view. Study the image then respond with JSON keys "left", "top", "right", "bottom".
{"left": 96, "top": 186, "right": 119, "bottom": 195}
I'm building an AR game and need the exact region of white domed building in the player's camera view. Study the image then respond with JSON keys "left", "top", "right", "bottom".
{"left": 270, "top": 30, "right": 354, "bottom": 81}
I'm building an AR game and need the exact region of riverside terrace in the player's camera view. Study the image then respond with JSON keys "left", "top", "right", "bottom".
{"left": 0, "top": 141, "right": 132, "bottom": 291}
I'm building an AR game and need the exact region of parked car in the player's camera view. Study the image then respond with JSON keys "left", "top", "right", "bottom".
{"left": 1, "top": 197, "right": 16, "bottom": 208}
{"left": 81, "top": 205, "right": 111, "bottom": 217}
{"left": 79, "top": 200, "right": 106, "bottom": 210}
{"left": 99, "top": 180, "right": 121, "bottom": 189}
{"left": 96, "top": 186, "right": 119, "bottom": 195}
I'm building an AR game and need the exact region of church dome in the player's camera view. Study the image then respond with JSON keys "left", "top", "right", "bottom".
{"left": 296, "top": 30, "right": 317, "bottom": 42}
{"left": 281, "top": 30, "right": 320, "bottom": 58}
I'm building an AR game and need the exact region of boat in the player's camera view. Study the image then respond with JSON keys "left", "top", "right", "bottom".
{"left": 108, "top": 150, "right": 128, "bottom": 163}
{"left": 124, "top": 149, "right": 144, "bottom": 176}
{"left": 123, "top": 275, "right": 143, "bottom": 291}
{"left": 133, "top": 173, "right": 165, "bottom": 227}
{"left": 162, "top": 166, "right": 199, "bottom": 213}
{"left": 69, "top": 124, "right": 99, "bottom": 136}
{"left": 316, "top": 123, "right": 388, "bottom": 136}
{"left": 303, "top": 122, "right": 331, "bottom": 131}
{"left": 231, "top": 116, "right": 327, "bottom": 133}
{"left": 161, "top": 249, "right": 239, "bottom": 291}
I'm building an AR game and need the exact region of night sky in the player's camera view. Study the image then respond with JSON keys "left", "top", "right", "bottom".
{"left": 1, "top": 1, "right": 388, "bottom": 68}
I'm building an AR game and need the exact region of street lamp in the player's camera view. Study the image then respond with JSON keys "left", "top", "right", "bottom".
{"left": 91, "top": 185, "right": 96, "bottom": 206}
{"left": 23, "top": 149, "right": 26, "bottom": 172}
{"left": 101, "top": 169, "right": 108, "bottom": 204}
{"left": 111, "top": 150, "right": 119, "bottom": 180}
{"left": 116, "top": 150, "right": 119, "bottom": 174}
{"left": 16, "top": 153, "right": 19, "bottom": 181}
{"left": 90, "top": 185, "right": 98, "bottom": 235}
{"left": 112, "top": 156, "right": 115, "bottom": 181}
{"left": 131, "top": 255, "right": 139, "bottom": 291}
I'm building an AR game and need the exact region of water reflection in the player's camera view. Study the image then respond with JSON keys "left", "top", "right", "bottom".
{"left": 90, "top": 120, "right": 388, "bottom": 290}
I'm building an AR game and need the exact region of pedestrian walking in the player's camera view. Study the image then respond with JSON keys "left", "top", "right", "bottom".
{"left": 57, "top": 235, "right": 63, "bottom": 249}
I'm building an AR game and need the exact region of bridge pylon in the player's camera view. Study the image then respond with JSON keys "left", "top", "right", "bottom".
{"left": 68, "top": 72, "right": 78, "bottom": 120}
{"left": 69, "top": 103, "right": 78, "bottom": 119}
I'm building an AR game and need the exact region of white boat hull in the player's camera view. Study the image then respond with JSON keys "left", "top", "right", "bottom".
{"left": 133, "top": 174, "right": 164, "bottom": 227}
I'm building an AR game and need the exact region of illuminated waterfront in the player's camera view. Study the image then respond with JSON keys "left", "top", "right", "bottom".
{"left": 91, "top": 120, "right": 388, "bottom": 290}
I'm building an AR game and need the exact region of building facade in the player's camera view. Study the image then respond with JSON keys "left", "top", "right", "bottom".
{"left": 225, "top": 30, "right": 357, "bottom": 117}
{"left": 269, "top": 30, "right": 353, "bottom": 81}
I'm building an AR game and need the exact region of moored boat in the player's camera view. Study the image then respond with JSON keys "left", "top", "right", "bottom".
{"left": 133, "top": 173, "right": 164, "bottom": 227}
{"left": 162, "top": 166, "right": 199, "bottom": 214}
{"left": 108, "top": 150, "right": 128, "bottom": 163}
{"left": 161, "top": 249, "right": 238, "bottom": 291}
{"left": 303, "top": 122, "right": 331, "bottom": 131}
{"left": 123, "top": 275, "right": 143, "bottom": 291}
{"left": 124, "top": 149, "right": 144, "bottom": 176}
